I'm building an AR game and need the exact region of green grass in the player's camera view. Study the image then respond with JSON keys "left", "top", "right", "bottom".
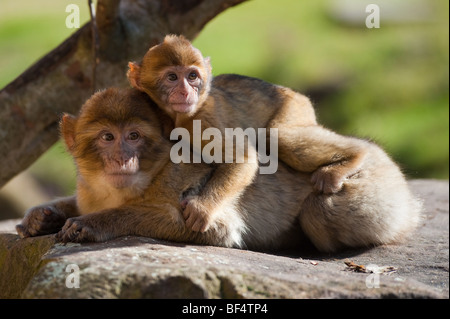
{"left": 0, "top": 0, "right": 448, "bottom": 196}
{"left": 0, "top": 0, "right": 90, "bottom": 88}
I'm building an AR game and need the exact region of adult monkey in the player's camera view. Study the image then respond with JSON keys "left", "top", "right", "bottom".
{"left": 16, "top": 88, "right": 421, "bottom": 252}
{"left": 127, "top": 35, "right": 371, "bottom": 233}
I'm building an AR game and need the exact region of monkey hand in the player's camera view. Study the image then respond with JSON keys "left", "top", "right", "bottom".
{"left": 16, "top": 205, "right": 67, "bottom": 238}
{"left": 181, "top": 197, "right": 214, "bottom": 233}
{"left": 311, "top": 164, "right": 347, "bottom": 194}
{"left": 56, "top": 216, "right": 99, "bottom": 243}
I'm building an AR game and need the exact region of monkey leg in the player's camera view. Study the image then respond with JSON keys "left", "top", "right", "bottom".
{"left": 298, "top": 145, "right": 422, "bottom": 253}
{"left": 16, "top": 195, "right": 79, "bottom": 238}
{"left": 274, "top": 125, "right": 369, "bottom": 194}
{"left": 266, "top": 92, "right": 367, "bottom": 194}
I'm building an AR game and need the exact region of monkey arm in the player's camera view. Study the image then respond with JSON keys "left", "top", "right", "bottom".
{"left": 56, "top": 203, "right": 230, "bottom": 246}
{"left": 57, "top": 205, "right": 177, "bottom": 243}
{"left": 201, "top": 161, "right": 258, "bottom": 202}
{"left": 277, "top": 126, "right": 369, "bottom": 194}
{"left": 183, "top": 161, "right": 258, "bottom": 232}
{"left": 16, "top": 195, "right": 79, "bottom": 238}
{"left": 51, "top": 195, "right": 80, "bottom": 218}
{"left": 182, "top": 139, "right": 259, "bottom": 232}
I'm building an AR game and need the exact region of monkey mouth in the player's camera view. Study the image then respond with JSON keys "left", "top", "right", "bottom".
{"left": 103, "top": 156, "right": 140, "bottom": 188}
{"left": 171, "top": 103, "right": 195, "bottom": 113}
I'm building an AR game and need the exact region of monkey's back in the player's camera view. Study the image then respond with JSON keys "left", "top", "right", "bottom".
{"left": 209, "top": 74, "right": 314, "bottom": 129}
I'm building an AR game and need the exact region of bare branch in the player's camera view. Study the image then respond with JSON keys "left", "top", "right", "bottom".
{"left": 88, "top": 0, "right": 100, "bottom": 93}
{"left": 96, "top": 0, "right": 121, "bottom": 32}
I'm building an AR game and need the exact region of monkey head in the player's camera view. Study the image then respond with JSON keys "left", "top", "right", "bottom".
{"left": 127, "top": 35, "right": 212, "bottom": 119}
{"left": 60, "top": 88, "right": 171, "bottom": 192}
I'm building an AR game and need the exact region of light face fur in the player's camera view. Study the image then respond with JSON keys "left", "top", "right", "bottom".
{"left": 16, "top": 88, "right": 422, "bottom": 253}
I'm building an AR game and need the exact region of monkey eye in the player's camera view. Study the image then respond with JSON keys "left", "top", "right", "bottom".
{"left": 188, "top": 72, "right": 198, "bottom": 80}
{"left": 101, "top": 132, "right": 115, "bottom": 142}
{"left": 167, "top": 73, "right": 178, "bottom": 81}
{"left": 128, "top": 132, "right": 140, "bottom": 141}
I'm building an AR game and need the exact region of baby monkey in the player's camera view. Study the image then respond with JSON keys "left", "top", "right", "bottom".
{"left": 16, "top": 88, "right": 421, "bottom": 253}
{"left": 128, "top": 35, "right": 368, "bottom": 233}
{"left": 16, "top": 88, "right": 173, "bottom": 239}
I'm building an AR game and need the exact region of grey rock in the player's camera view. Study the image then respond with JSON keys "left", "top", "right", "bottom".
{"left": 0, "top": 179, "right": 448, "bottom": 299}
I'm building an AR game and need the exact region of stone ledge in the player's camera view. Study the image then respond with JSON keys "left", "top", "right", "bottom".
{"left": 0, "top": 179, "right": 448, "bottom": 299}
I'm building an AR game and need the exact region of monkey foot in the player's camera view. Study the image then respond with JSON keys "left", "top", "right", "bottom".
{"left": 56, "top": 217, "right": 97, "bottom": 243}
{"left": 16, "top": 206, "right": 67, "bottom": 238}
{"left": 311, "top": 166, "right": 345, "bottom": 194}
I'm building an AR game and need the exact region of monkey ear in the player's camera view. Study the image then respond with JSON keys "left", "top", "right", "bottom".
{"left": 60, "top": 113, "right": 77, "bottom": 151}
{"left": 204, "top": 57, "right": 212, "bottom": 72}
{"left": 203, "top": 57, "right": 213, "bottom": 77}
{"left": 127, "top": 62, "right": 142, "bottom": 90}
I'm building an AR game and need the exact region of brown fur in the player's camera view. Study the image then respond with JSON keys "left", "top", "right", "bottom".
{"left": 16, "top": 88, "right": 421, "bottom": 252}
{"left": 127, "top": 35, "right": 378, "bottom": 233}
{"left": 127, "top": 36, "right": 332, "bottom": 232}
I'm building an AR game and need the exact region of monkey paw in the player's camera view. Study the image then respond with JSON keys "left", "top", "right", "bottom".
{"left": 16, "top": 205, "right": 67, "bottom": 238}
{"left": 56, "top": 217, "right": 97, "bottom": 243}
{"left": 311, "top": 166, "right": 345, "bottom": 194}
{"left": 181, "top": 197, "right": 214, "bottom": 233}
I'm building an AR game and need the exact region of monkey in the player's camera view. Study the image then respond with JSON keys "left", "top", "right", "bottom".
{"left": 127, "top": 35, "right": 371, "bottom": 234}
{"left": 16, "top": 88, "right": 422, "bottom": 253}
{"left": 16, "top": 88, "right": 172, "bottom": 238}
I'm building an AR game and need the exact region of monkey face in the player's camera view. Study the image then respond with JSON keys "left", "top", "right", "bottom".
{"left": 61, "top": 88, "right": 169, "bottom": 191}
{"left": 93, "top": 124, "right": 144, "bottom": 189}
{"left": 159, "top": 65, "right": 203, "bottom": 114}
{"left": 127, "top": 35, "right": 212, "bottom": 119}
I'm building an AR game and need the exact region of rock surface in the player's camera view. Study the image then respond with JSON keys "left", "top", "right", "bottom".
{"left": 0, "top": 179, "right": 448, "bottom": 299}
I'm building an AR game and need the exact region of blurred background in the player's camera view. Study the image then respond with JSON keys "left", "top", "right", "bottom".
{"left": 0, "top": 0, "right": 448, "bottom": 220}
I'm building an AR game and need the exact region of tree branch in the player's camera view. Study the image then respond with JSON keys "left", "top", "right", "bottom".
{"left": 0, "top": 0, "right": 247, "bottom": 188}
{"left": 88, "top": 0, "right": 100, "bottom": 94}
